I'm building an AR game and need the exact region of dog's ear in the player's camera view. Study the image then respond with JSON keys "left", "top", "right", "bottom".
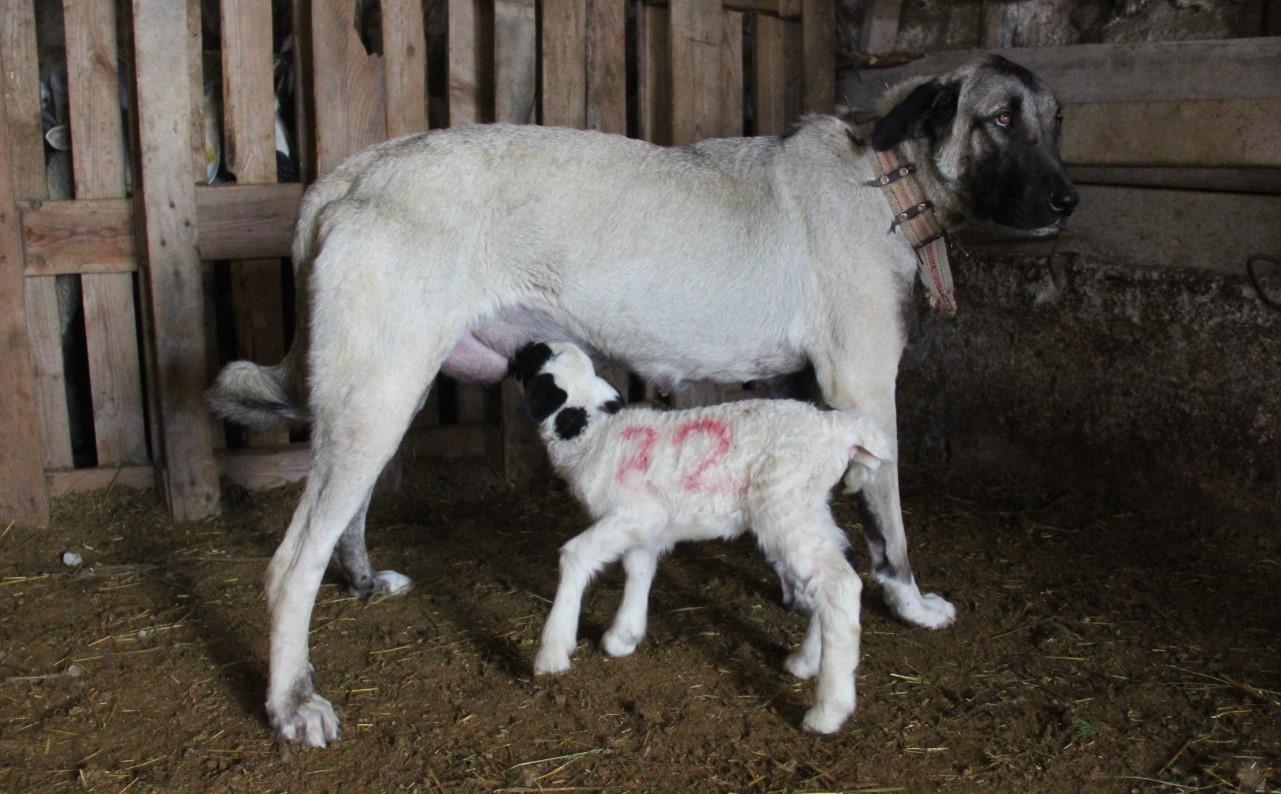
{"left": 871, "top": 79, "right": 960, "bottom": 151}
{"left": 523, "top": 372, "right": 567, "bottom": 423}
{"left": 554, "top": 407, "right": 589, "bottom": 440}
{"left": 510, "top": 342, "right": 554, "bottom": 383}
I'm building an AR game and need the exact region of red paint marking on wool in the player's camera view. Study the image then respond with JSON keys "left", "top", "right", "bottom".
{"left": 615, "top": 425, "right": 659, "bottom": 484}
{"left": 673, "top": 418, "right": 733, "bottom": 493}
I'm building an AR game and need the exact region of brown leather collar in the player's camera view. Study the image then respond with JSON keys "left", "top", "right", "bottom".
{"left": 851, "top": 122, "right": 957, "bottom": 317}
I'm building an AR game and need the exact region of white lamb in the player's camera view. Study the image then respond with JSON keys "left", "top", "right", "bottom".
{"left": 512, "top": 341, "right": 896, "bottom": 734}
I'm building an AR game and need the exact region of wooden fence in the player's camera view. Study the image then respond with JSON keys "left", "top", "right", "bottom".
{"left": 0, "top": 0, "right": 835, "bottom": 525}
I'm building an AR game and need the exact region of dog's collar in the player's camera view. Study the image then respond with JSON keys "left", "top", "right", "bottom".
{"left": 850, "top": 121, "right": 957, "bottom": 317}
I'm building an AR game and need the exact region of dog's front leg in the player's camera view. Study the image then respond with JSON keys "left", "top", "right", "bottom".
{"left": 815, "top": 355, "right": 956, "bottom": 630}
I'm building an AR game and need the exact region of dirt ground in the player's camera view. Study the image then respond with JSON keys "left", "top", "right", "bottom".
{"left": 1, "top": 459, "right": 1278, "bottom": 793}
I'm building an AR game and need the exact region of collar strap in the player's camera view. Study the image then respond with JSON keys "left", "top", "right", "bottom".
{"left": 855, "top": 122, "right": 958, "bottom": 317}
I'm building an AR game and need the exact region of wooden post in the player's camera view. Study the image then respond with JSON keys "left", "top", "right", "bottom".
{"left": 801, "top": 0, "right": 835, "bottom": 114}
{"left": 0, "top": 44, "right": 50, "bottom": 525}
{"left": 382, "top": 0, "right": 429, "bottom": 137}
{"left": 669, "top": 0, "right": 722, "bottom": 145}
{"left": 311, "top": 0, "right": 387, "bottom": 177}
{"left": 3, "top": 0, "right": 74, "bottom": 472}
{"left": 754, "top": 13, "right": 788, "bottom": 135}
{"left": 65, "top": 0, "right": 149, "bottom": 466}
{"left": 221, "top": 1, "right": 289, "bottom": 447}
{"left": 588, "top": 0, "right": 626, "bottom": 134}
{"left": 130, "top": 0, "right": 220, "bottom": 520}
{"left": 541, "top": 0, "right": 588, "bottom": 128}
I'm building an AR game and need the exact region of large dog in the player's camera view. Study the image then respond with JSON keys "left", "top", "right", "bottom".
{"left": 210, "top": 55, "right": 1076, "bottom": 746}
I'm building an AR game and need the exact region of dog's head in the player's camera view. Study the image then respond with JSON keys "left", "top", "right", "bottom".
{"left": 871, "top": 55, "right": 1078, "bottom": 233}
{"left": 510, "top": 342, "right": 624, "bottom": 441}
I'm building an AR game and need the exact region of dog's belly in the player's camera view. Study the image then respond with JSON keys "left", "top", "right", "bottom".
{"left": 442, "top": 306, "right": 806, "bottom": 389}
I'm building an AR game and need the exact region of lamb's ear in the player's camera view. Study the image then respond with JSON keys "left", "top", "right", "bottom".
{"left": 554, "top": 407, "right": 589, "bottom": 440}
{"left": 523, "top": 373, "right": 567, "bottom": 423}
{"left": 871, "top": 79, "right": 960, "bottom": 151}
{"left": 510, "top": 343, "right": 554, "bottom": 383}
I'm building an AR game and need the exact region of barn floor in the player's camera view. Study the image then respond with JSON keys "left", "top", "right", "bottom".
{"left": 1, "top": 459, "right": 1277, "bottom": 792}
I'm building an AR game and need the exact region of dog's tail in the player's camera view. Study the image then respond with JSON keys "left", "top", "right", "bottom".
{"left": 208, "top": 356, "right": 308, "bottom": 430}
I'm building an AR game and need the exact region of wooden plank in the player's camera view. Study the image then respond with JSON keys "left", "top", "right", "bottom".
{"left": 494, "top": 0, "right": 537, "bottom": 124}
{"left": 130, "top": 0, "right": 220, "bottom": 520}
{"left": 20, "top": 184, "right": 304, "bottom": 276}
{"left": 1062, "top": 99, "right": 1281, "bottom": 169}
{"left": 638, "top": 4, "right": 671, "bottom": 145}
{"left": 669, "top": 0, "right": 721, "bottom": 145}
{"left": 66, "top": 0, "right": 148, "bottom": 466}
{"left": 0, "top": 69, "right": 49, "bottom": 523}
{"left": 47, "top": 464, "right": 156, "bottom": 496}
{"left": 188, "top": 0, "right": 206, "bottom": 182}
{"left": 858, "top": 0, "right": 902, "bottom": 55}
{"left": 646, "top": 0, "right": 800, "bottom": 17}
{"left": 801, "top": 0, "right": 835, "bottom": 114}
{"left": 382, "top": 0, "right": 429, "bottom": 137}
{"left": 588, "top": 0, "right": 626, "bottom": 134}
{"left": 720, "top": 10, "right": 743, "bottom": 137}
{"left": 837, "top": 38, "right": 1281, "bottom": 113}
{"left": 312, "top": 0, "right": 388, "bottom": 176}
{"left": 962, "top": 185, "right": 1281, "bottom": 276}
{"left": 753, "top": 13, "right": 787, "bottom": 135}
{"left": 222, "top": 1, "right": 288, "bottom": 447}
{"left": 541, "top": 0, "right": 588, "bottom": 128}
{"left": 448, "top": 0, "right": 494, "bottom": 125}
{"left": 4, "top": 0, "right": 73, "bottom": 471}
{"left": 1069, "top": 165, "right": 1281, "bottom": 196}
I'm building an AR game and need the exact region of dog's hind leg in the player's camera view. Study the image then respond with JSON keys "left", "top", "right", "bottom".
{"left": 335, "top": 494, "right": 412, "bottom": 599}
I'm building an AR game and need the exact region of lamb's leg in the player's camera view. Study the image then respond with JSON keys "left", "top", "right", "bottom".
{"left": 602, "top": 545, "right": 659, "bottom": 657}
{"left": 535, "top": 511, "right": 662, "bottom": 674}
{"left": 802, "top": 553, "right": 862, "bottom": 734}
{"left": 334, "top": 495, "right": 412, "bottom": 598}
{"left": 785, "top": 613, "right": 822, "bottom": 679}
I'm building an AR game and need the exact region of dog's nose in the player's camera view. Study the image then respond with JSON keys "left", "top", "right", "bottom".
{"left": 1049, "top": 188, "right": 1079, "bottom": 216}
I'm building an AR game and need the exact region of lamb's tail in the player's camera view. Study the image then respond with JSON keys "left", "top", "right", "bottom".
{"left": 207, "top": 357, "right": 308, "bottom": 430}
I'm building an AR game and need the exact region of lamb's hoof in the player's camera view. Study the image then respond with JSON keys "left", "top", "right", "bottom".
{"left": 270, "top": 692, "right": 341, "bottom": 747}
{"left": 601, "top": 628, "right": 641, "bottom": 658}
{"left": 533, "top": 646, "right": 572, "bottom": 675}
{"left": 882, "top": 582, "right": 956, "bottom": 630}
{"left": 784, "top": 649, "right": 819, "bottom": 680}
{"left": 801, "top": 703, "right": 853, "bottom": 735}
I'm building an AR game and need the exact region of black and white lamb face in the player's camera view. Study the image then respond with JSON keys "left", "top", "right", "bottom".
{"left": 510, "top": 342, "right": 623, "bottom": 441}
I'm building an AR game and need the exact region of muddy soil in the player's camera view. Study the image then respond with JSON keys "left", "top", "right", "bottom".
{"left": 1, "top": 460, "right": 1278, "bottom": 792}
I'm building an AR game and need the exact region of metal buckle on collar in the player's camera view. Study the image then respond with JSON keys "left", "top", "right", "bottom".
{"left": 865, "top": 164, "right": 916, "bottom": 188}
{"left": 888, "top": 201, "right": 933, "bottom": 233}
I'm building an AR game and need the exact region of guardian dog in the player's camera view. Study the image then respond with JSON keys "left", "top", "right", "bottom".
{"left": 514, "top": 342, "right": 894, "bottom": 733}
{"left": 210, "top": 55, "right": 1076, "bottom": 746}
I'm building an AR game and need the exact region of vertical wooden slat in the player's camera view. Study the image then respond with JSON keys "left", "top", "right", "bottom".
{"left": 541, "top": 0, "right": 588, "bottom": 128}
{"left": 494, "top": 0, "right": 537, "bottom": 125}
{"left": 66, "top": 0, "right": 149, "bottom": 465}
{"left": 188, "top": 0, "right": 206, "bottom": 182}
{"left": 669, "top": 0, "right": 722, "bottom": 145}
{"left": 381, "top": 0, "right": 429, "bottom": 137}
{"left": 291, "top": 0, "right": 316, "bottom": 183}
{"left": 0, "top": 43, "right": 50, "bottom": 524}
{"left": 312, "top": 0, "right": 387, "bottom": 176}
{"left": 4, "top": 0, "right": 74, "bottom": 470}
{"left": 801, "top": 0, "right": 835, "bottom": 114}
{"left": 721, "top": 10, "right": 744, "bottom": 136}
{"left": 587, "top": 0, "right": 626, "bottom": 134}
{"left": 637, "top": 3, "right": 670, "bottom": 145}
{"left": 754, "top": 14, "right": 787, "bottom": 135}
{"left": 448, "top": 0, "right": 493, "bottom": 126}
{"left": 221, "top": 1, "right": 288, "bottom": 447}
{"left": 131, "top": 0, "right": 220, "bottom": 520}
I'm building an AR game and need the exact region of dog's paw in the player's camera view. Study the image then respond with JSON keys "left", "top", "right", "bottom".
{"left": 601, "top": 627, "right": 642, "bottom": 658}
{"left": 881, "top": 581, "right": 956, "bottom": 630}
{"left": 533, "top": 645, "right": 573, "bottom": 675}
{"left": 784, "top": 648, "right": 820, "bottom": 680}
{"left": 270, "top": 692, "right": 341, "bottom": 747}
{"left": 801, "top": 702, "right": 854, "bottom": 735}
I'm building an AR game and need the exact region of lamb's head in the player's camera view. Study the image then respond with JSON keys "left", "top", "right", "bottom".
{"left": 510, "top": 342, "right": 624, "bottom": 441}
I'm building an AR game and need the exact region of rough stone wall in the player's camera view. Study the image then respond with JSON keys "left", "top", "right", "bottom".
{"left": 836, "top": 3, "right": 1279, "bottom": 523}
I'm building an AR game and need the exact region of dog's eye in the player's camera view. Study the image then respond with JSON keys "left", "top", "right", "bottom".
{"left": 993, "top": 112, "right": 1012, "bottom": 128}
